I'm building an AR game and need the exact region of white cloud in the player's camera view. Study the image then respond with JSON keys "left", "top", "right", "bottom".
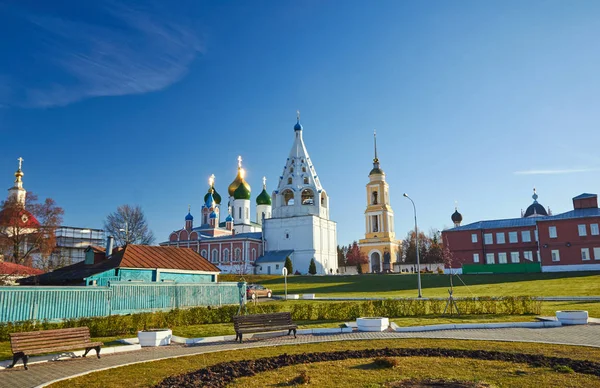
{"left": 2, "top": 2, "right": 204, "bottom": 108}
{"left": 514, "top": 167, "right": 600, "bottom": 175}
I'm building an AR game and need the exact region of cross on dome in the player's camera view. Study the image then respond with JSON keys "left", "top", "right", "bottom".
{"left": 17, "top": 157, "right": 24, "bottom": 170}
{"left": 237, "top": 155, "right": 242, "bottom": 168}
{"left": 209, "top": 174, "right": 215, "bottom": 186}
{"left": 262, "top": 176, "right": 267, "bottom": 188}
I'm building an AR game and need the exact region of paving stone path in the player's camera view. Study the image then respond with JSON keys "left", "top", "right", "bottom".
{"left": 2, "top": 325, "right": 600, "bottom": 388}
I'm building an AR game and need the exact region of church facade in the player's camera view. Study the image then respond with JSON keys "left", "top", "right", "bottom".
{"left": 358, "top": 132, "right": 402, "bottom": 273}
{"left": 161, "top": 114, "right": 338, "bottom": 275}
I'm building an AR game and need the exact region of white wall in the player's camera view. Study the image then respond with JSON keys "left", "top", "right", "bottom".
{"left": 541, "top": 263, "right": 600, "bottom": 272}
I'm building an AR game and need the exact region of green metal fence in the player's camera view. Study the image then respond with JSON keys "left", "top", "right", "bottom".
{"left": 0, "top": 282, "right": 241, "bottom": 323}
{"left": 462, "top": 262, "right": 542, "bottom": 274}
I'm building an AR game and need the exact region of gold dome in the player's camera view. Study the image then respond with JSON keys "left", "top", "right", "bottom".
{"left": 228, "top": 168, "right": 251, "bottom": 197}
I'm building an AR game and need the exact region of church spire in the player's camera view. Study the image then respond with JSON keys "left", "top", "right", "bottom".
{"left": 369, "top": 131, "right": 384, "bottom": 176}
{"left": 8, "top": 156, "right": 26, "bottom": 206}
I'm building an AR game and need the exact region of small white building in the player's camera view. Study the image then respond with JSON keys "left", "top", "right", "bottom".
{"left": 260, "top": 114, "right": 338, "bottom": 275}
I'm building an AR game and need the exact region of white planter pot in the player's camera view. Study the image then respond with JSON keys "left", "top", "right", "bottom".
{"left": 137, "top": 329, "right": 172, "bottom": 347}
{"left": 356, "top": 317, "right": 389, "bottom": 332}
{"left": 302, "top": 294, "right": 316, "bottom": 300}
{"left": 288, "top": 294, "right": 300, "bottom": 300}
{"left": 556, "top": 310, "right": 588, "bottom": 325}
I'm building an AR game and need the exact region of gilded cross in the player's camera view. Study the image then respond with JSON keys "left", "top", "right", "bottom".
{"left": 237, "top": 155, "right": 242, "bottom": 168}
{"left": 209, "top": 174, "right": 215, "bottom": 186}
{"left": 17, "top": 157, "right": 23, "bottom": 170}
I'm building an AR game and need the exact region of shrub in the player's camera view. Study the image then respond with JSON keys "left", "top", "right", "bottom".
{"left": 308, "top": 259, "right": 317, "bottom": 275}
{"left": 285, "top": 257, "right": 293, "bottom": 274}
{"left": 372, "top": 357, "right": 399, "bottom": 368}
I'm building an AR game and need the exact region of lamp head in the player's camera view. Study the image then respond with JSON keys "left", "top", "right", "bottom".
{"left": 403, "top": 193, "right": 408, "bottom": 197}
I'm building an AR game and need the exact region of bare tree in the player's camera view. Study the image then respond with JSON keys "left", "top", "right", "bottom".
{"left": 104, "top": 205, "right": 155, "bottom": 246}
{"left": 0, "top": 193, "right": 64, "bottom": 266}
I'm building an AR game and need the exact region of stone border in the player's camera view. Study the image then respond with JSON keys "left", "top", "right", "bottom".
{"left": 171, "top": 327, "right": 353, "bottom": 345}
{"left": 394, "top": 321, "right": 562, "bottom": 332}
{"left": 0, "top": 344, "right": 141, "bottom": 370}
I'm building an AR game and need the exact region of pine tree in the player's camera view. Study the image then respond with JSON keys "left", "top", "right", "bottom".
{"left": 284, "top": 256, "right": 293, "bottom": 274}
{"left": 308, "top": 258, "right": 317, "bottom": 275}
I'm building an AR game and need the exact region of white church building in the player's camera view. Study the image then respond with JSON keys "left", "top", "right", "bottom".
{"left": 162, "top": 113, "right": 338, "bottom": 275}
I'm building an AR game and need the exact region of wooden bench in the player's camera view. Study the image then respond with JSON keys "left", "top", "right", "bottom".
{"left": 8, "top": 327, "right": 102, "bottom": 370}
{"left": 233, "top": 312, "right": 297, "bottom": 343}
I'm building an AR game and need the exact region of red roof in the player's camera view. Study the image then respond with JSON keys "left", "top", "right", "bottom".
{"left": 0, "top": 261, "right": 45, "bottom": 276}
{"left": 113, "top": 245, "right": 220, "bottom": 272}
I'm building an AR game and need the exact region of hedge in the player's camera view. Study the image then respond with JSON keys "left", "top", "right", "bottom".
{"left": 0, "top": 297, "right": 541, "bottom": 341}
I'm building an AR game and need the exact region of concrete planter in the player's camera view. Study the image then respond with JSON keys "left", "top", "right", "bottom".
{"left": 302, "top": 294, "right": 316, "bottom": 299}
{"left": 356, "top": 317, "right": 389, "bottom": 332}
{"left": 556, "top": 310, "right": 588, "bottom": 325}
{"left": 138, "top": 329, "right": 172, "bottom": 347}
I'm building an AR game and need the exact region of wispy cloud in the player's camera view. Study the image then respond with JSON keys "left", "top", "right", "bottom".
{"left": 514, "top": 167, "right": 600, "bottom": 175}
{"left": 1, "top": 2, "right": 203, "bottom": 108}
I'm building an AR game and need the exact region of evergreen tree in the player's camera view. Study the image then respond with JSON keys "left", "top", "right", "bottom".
{"left": 308, "top": 258, "right": 317, "bottom": 275}
{"left": 284, "top": 256, "right": 293, "bottom": 274}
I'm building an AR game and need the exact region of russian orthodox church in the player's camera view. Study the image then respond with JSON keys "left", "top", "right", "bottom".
{"left": 358, "top": 132, "right": 401, "bottom": 273}
{"left": 161, "top": 114, "right": 337, "bottom": 275}
{"left": 1, "top": 158, "right": 40, "bottom": 234}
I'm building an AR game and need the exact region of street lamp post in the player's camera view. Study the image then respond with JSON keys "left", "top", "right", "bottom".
{"left": 403, "top": 193, "right": 422, "bottom": 298}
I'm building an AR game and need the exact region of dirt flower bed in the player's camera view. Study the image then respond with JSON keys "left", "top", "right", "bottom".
{"left": 155, "top": 347, "right": 600, "bottom": 388}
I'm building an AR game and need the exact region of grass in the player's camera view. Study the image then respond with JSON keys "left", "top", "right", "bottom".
{"left": 49, "top": 338, "right": 600, "bottom": 388}
{"left": 222, "top": 271, "right": 600, "bottom": 298}
{"left": 232, "top": 357, "right": 600, "bottom": 387}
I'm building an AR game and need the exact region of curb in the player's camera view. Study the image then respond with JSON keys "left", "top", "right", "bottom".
{"left": 174, "top": 327, "right": 353, "bottom": 344}
{"left": 394, "top": 321, "right": 562, "bottom": 332}
{"left": 0, "top": 344, "right": 141, "bottom": 370}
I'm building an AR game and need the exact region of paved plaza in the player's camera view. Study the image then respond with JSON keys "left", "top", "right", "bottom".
{"left": 1, "top": 325, "right": 599, "bottom": 388}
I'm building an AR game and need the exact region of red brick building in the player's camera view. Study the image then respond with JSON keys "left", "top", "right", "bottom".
{"left": 442, "top": 192, "right": 600, "bottom": 273}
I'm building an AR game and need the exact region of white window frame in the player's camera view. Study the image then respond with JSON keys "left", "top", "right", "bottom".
{"left": 578, "top": 224, "right": 587, "bottom": 237}
{"left": 498, "top": 252, "right": 507, "bottom": 264}
{"left": 582, "top": 248, "right": 590, "bottom": 261}
{"left": 484, "top": 233, "right": 493, "bottom": 245}
{"left": 510, "top": 252, "right": 520, "bottom": 263}
{"left": 594, "top": 247, "right": 600, "bottom": 260}
{"left": 471, "top": 234, "right": 478, "bottom": 243}
{"left": 486, "top": 253, "right": 495, "bottom": 264}
{"left": 523, "top": 251, "right": 533, "bottom": 261}
{"left": 551, "top": 249, "right": 560, "bottom": 262}
{"left": 521, "top": 230, "right": 531, "bottom": 242}
{"left": 496, "top": 233, "right": 505, "bottom": 244}
{"left": 591, "top": 224, "right": 599, "bottom": 236}
{"left": 473, "top": 253, "right": 480, "bottom": 263}
{"left": 508, "top": 232, "right": 518, "bottom": 243}
{"left": 201, "top": 249, "right": 207, "bottom": 258}
{"left": 549, "top": 226, "right": 557, "bottom": 239}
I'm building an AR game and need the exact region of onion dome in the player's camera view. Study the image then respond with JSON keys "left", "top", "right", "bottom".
{"left": 294, "top": 110, "right": 303, "bottom": 131}
{"left": 524, "top": 188, "right": 548, "bottom": 218}
{"left": 256, "top": 177, "right": 272, "bottom": 205}
{"left": 209, "top": 211, "right": 218, "bottom": 219}
{"left": 225, "top": 213, "right": 233, "bottom": 222}
{"left": 204, "top": 186, "right": 221, "bottom": 205}
{"left": 205, "top": 191, "right": 216, "bottom": 208}
{"left": 233, "top": 180, "right": 251, "bottom": 200}
{"left": 185, "top": 205, "right": 193, "bottom": 220}
{"left": 228, "top": 156, "right": 251, "bottom": 196}
{"left": 451, "top": 208, "right": 463, "bottom": 223}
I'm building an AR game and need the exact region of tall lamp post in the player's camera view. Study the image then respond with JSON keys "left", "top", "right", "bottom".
{"left": 403, "top": 193, "right": 422, "bottom": 298}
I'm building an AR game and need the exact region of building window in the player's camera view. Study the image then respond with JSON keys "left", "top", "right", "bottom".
{"left": 523, "top": 251, "right": 533, "bottom": 261}
{"left": 251, "top": 248, "right": 256, "bottom": 261}
{"left": 302, "top": 167, "right": 306, "bottom": 173}
{"left": 510, "top": 252, "right": 520, "bottom": 263}
{"left": 535, "top": 230, "right": 538, "bottom": 241}
{"left": 484, "top": 233, "right": 493, "bottom": 245}
{"left": 473, "top": 253, "right": 479, "bottom": 263}
{"left": 223, "top": 249, "right": 229, "bottom": 262}
{"left": 290, "top": 167, "right": 294, "bottom": 173}
{"left": 303, "top": 177, "right": 309, "bottom": 184}
{"left": 594, "top": 247, "right": 600, "bottom": 260}
{"left": 372, "top": 191, "right": 378, "bottom": 205}
{"left": 498, "top": 252, "right": 507, "bottom": 264}
{"left": 551, "top": 249, "right": 560, "bottom": 262}
{"left": 212, "top": 249, "right": 219, "bottom": 263}
{"left": 496, "top": 233, "right": 505, "bottom": 244}
{"left": 549, "top": 226, "right": 557, "bottom": 239}
{"left": 508, "top": 232, "right": 518, "bottom": 243}
{"left": 521, "top": 231, "right": 531, "bottom": 242}
{"left": 234, "top": 248, "right": 241, "bottom": 261}
{"left": 582, "top": 248, "right": 590, "bottom": 261}
{"left": 201, "top": 249, "right": 207, "bottom": 258}
{"left": 287, "top": 177, "right": 292, "bottom": 184}
{"left": 301, "top": 188, "right": 315, "bottom": 205}
{"left": 372, "top": 215, "right": 379, "bottom": 232}
{"left": 591, "top": 224, "right": 600, "bottom": 236}
{"left": 275, "top": 264, "right": 280, "bottom": 270}
{"left": 471, "top": 234, "right": 478, "bottom": 243}
{"left": 578, "top": 224, "right": 588, "bottom": 236}
{"left": 486, "top": 253, "right": 495, "bottom": 264}
{"left": 238, "top": 207, "right": 242, "bottom": 219}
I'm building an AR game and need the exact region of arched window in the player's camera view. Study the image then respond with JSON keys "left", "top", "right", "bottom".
{"left": 201, "top": 249, "right": 207, "bottom": 258}
{"left": 282, "top": 190, "right": 294, "bottom": 205}
{"left": 301, "top": 188, "right": 314, "bottom": 205}
{"left": 223, "top": 249, "right": 229, "bottom": 262}
{"left": 234, "top": 248, "right": 241, "bottom": 261}
{"left": 251, "top": 248, "right": 256, "bottom": 261}
{"left": 212, "top": 249, "right": 219, "bottom": 263}
{"left": 261, "top": 212, "right": 265, "bottom": 220}
{"left": 372, "top": 191, "right": 378, "bottom": 205}
{"left": 303, "top": 177, "right": 309, "bottom": 184}
{"left": 321, "top": 192, "right": 327, "bottom": 207}
{"left": 287, "top": 177, "right": 292, "bottom": 184}
{"left": 290, "top": 167, "right": 294, "bottom": 173}
{"left": 302, "top": 167, "right": 306, "bottom": 173}
{"left": 238, "top": 207, "right": 242, "bottom": 219}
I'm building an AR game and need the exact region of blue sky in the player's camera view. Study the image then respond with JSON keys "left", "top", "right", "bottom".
{"left": 2, "top": 0, "right": 600, "bottom": 246}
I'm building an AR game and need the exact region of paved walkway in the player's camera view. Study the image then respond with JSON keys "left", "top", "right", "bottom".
{"left": 2, "top": 325, "right": 600, "bottom": 388}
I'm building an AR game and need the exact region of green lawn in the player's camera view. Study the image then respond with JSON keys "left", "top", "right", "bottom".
{"left": 223, "top": 272, "right": 600, "bottom": 297}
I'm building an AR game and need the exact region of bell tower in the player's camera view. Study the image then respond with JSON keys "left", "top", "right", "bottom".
{"left": 358, "top": 131, "right": 402, "bottom": 273}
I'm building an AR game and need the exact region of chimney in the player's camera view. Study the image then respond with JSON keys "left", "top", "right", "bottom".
{"left": 106, "top": 236, "right": 114, "bottom": 259}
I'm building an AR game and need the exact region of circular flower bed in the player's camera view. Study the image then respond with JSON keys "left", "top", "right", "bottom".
{"left": 155, "top": 347, "right": 600, "bottom": 388}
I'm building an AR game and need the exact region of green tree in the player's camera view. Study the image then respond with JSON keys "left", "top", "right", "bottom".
{"left": 284, "top": 256, "right": 293, "bottom": 274}
{"left": 308, "top": 258, "right": 317, "bottom": 275}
